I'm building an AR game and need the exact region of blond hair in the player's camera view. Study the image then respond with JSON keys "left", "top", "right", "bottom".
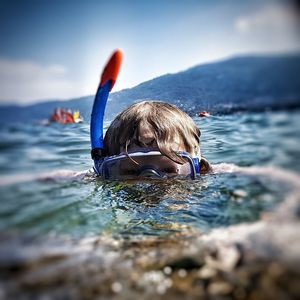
{"left": 104, "top": 101, "right": 201, "bottom": 164}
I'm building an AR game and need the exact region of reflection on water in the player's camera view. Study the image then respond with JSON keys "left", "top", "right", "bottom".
{"left": 0, "top": 110, "right": 299, "bottom": 238}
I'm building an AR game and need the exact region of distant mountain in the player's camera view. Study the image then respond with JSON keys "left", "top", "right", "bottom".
{"left": 1, "top": 54, "right": 300, "bottom": 123}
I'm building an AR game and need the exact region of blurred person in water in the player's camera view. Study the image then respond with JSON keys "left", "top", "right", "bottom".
{"left": 96, "top": 100, "right": 212, "bottom": 180}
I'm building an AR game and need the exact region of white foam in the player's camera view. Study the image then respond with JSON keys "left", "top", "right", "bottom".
{"left": 0, "top": 170, "right": 88, "bottom": 186}
{"left": 212, "top": 163, "right": 300, "bottom": 190}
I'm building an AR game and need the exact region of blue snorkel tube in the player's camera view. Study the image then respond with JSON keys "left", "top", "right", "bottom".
{"left": 90, "top": 50, "right": 123, "bottom": 175}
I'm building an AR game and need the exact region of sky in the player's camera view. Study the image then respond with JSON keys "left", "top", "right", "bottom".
{"left": 0, "top": 0, "right": 299, "bottom": 104}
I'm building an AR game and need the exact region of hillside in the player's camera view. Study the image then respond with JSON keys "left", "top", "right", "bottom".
{"left": 0, "top": 54, "right": 300, "bottom": 123}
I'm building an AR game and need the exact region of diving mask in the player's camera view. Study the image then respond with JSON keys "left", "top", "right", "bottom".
{"left": 94, "top": 150, "right": 200, "bottom": 180}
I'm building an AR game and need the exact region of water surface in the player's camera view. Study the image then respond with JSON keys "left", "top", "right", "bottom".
{"left": 0, "top": 110, "right": 299, "bottom": 238}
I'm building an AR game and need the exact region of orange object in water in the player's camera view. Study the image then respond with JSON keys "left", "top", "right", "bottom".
{"left": 198, "top": 111, "right": 210, "bottom": 118}
{"left": 99, "top": 49, "right": 123, "bottom": 91}
{"left": 50, "top": 108, "right": 76, "bottom": 124}
{"left": 64, "top": 111, "right": 74, "bottom": 123}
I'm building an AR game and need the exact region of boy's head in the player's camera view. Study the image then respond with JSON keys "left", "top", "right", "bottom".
{"left": 104, "top": 101, "right": 201, "bottom": 163}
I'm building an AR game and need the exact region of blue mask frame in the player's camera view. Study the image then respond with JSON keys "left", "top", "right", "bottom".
{"left": 96, "top": 150, "right": 201, "bottom": 180}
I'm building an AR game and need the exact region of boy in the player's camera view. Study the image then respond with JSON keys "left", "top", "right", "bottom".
{"left": 95, "top": 100, "right": 212, "bottom": 180}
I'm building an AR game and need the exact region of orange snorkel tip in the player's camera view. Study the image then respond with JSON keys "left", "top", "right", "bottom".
{"left": 99, "top": 49, "right": 123, "bottom": 91}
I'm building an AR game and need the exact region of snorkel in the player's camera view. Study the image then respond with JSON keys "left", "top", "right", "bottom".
{"left": 90, "top": 49, "right": 123, "bottom": 175}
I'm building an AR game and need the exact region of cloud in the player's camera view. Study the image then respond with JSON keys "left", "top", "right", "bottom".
{"left": 0, "top": 58, "right": 88, "bottom": 104}
{"left": 235, "top": 3, "right": 299, "bottom": 34}
{"left": 233, "top": 3, "right": 300, "bottom": 53}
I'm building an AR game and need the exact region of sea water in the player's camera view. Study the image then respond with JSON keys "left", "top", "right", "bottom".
{"left": 0, "top": 110, "right": 299, "bottom": 239}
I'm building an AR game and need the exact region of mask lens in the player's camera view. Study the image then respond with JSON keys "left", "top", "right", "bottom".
{"left": 101, "top": 153, "right": 195, "bottom": 180}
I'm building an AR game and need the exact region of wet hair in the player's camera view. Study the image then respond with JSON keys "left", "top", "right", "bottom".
{"left": 104, "top": 101, "right": 201, "bottom": 164}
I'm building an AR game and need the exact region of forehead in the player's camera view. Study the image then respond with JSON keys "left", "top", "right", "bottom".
{"left": 137, "top": 124, "right": 183, "bottom": 146}
{"left": 138, "top": 123, "right": 155, "bottom": 138}
{"left": 125, "top": 141, "right": 184, "bottom": 154}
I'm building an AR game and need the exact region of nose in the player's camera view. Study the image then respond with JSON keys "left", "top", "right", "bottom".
{"left": 139, "top": 168, "right": 166, "bottom": 179}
